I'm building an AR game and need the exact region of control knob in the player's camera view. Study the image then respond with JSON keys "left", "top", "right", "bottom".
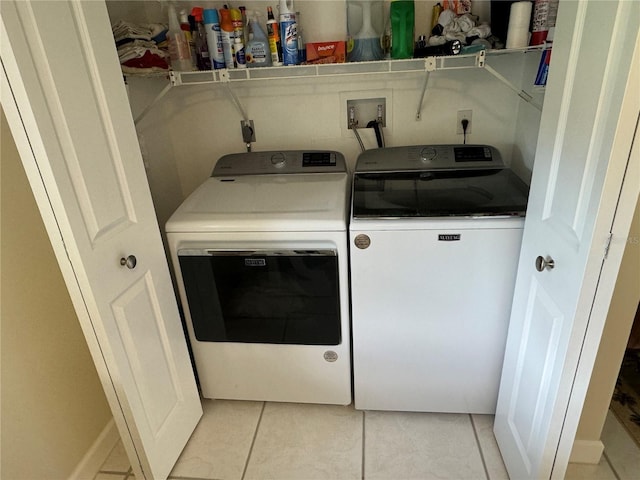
{"left": 271, "top": 153, "right": 286, "bottom": 168}
{"left": 420, "top": 147, "right": 437, "bottom": 163}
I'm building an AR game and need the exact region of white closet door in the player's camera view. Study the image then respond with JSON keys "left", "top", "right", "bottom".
{"left": 494, "top": 1, "right": 639, "bottom": 478}
{"left": 0, "top": 1, "right": 202, "bottom": 479}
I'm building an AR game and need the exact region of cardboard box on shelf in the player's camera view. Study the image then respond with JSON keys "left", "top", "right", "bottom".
{"left": 306, "top": 41, "right": 346, "bottom": 64}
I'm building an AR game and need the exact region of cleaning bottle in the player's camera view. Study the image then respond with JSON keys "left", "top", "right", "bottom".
{"left": 167, "top": 3, "right": 193, "bottom": 71}
{"left": 234, "top": 36, "right": 247, "bottom": 68}
{"left": 219, "top": 8, "right": 235, "bottom": 69}
{"left": 239, "top": 6, "right": 250, "bottom": 45}
{"left": 246, "top": 11, "right": 272, "bottom": 68}
{"left": 279, "top": 0, "right": 298, "bottom": 65}
{"left": 348, "top": 1, "right": 384, "bottom": 62}
{"left": 266, "top": 6, "right": 283, "bottom": 65}
{"left": 203, "top": 9, "right": 225, "bottom": 69}
{"left": 230, "top": 7, "right": 245, "bottom": 49}
{"left": 179, "top": 9, "right": 197, "bottom": 67}
{"left": 296, "top": 11, "right": 305, "bottom": 63}
{"left": 191, "top": 7, "right": 211, "bottom": 70}
{"left": 390, "top": 0, "right": 415, "bottom": 59}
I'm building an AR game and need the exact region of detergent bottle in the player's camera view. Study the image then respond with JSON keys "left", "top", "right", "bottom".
{"left": 390, "top": 0, "right": 415, "bottom": 59}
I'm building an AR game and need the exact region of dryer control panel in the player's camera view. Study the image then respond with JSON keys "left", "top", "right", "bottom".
{"left": 213, "top": 150, "right": 346, "bottom": 176}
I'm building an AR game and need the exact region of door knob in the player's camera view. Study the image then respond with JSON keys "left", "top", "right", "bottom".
{"left": 535, "top": 255, "right": 555, "bottom": 272}
{"left": 120, "top": 255, "right": 137, "bottom": 269}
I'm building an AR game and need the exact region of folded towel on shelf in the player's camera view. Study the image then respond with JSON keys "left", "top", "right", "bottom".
{"left": 112, "top": 20, "right": 167, "bottom": 44}
{"left": 118, "top": 44, "right": 169, "bottom": 72}
{"left": 112, "top": 20, "right": 169, "bottom": 74}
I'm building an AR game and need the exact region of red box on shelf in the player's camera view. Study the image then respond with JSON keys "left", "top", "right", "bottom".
{"left": 305, "top": 41, "right": 346, "bottom": 64}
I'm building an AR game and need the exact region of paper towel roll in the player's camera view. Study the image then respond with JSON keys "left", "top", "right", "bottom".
{"left": 299, "top": 0, "right": 348, "bottom": 43}
{"left": 506, "top": 1, "right": 532, "bottom": 48}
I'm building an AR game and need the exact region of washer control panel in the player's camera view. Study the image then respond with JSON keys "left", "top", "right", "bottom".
{"left": 355, "top": 144, "right": 503, "bottom": 173}
{"left": 213, "top": 150, "right": 345, "bottom": 176}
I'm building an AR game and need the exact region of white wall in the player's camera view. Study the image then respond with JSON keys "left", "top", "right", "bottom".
{"left": 574, "top": 195, "right": 640, "bottom": 456}
{"left": 109, "top": 0, "right": 542, "bottom": 227}
{"left": 135, "top": 55, "right": 540, "bottom": 213}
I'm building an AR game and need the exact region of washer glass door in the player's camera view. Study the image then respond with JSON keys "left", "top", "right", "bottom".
{"left": 178, "top": 249, "right": 341, "bottom": 345}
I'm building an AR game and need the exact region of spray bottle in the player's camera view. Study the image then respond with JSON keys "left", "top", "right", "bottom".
{"left": 246, "top": 11, "right": 272, "bottom": 67}
{"left": 279, "top": 0, "right": 298, "bottom": 65}
{"left": 167, "top": 3, "right": 193, "bottom": 71}
{"left": 179, "top": 9, "right": 197, "bottom": 67}
{"left": 266, "top": 6, "right": 282, "bottom": 65}
{"left": 191, "top": 7, "right": 211, "bottom": 70}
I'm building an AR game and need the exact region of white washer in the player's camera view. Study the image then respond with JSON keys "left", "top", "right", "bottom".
{"left": 167, "top": 151, "right": 351, "bottom": 405}
{"left": 349, "top": 145, "right": 529, "bottom": 413}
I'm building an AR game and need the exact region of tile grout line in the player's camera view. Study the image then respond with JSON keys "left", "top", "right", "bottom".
{"left": 241, "top": 401, "right": 266, "bottom": 480}
{"left": 361, "top": 410, "right": 366, "bottom": 480}
{"left": 97, "top": 470, "right": 131, "bottom": 476}
{"left": 469, "top": 414, "right": 491, "bottom": 480}
{"left": 602, "top": 449, "right": 622, "bottom": 480}
{"left": 169, "top": 476, "right": 227, "bottom": 480}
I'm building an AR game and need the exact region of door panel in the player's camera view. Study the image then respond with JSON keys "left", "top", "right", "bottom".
{"left": 494, "top": 1, "right": 640, "bottom": 478}
{"left": 508, "top": 278, "right": 564, "bottom": 467}
{"left": 111, "top": 273, "right": 182, "bottom": 434}
{"left": 1, "top": 1, "right": 202, "bottom": 478}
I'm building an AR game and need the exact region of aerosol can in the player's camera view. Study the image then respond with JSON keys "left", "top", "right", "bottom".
{"left": 279, "top": 0, "right": 298, "bottom": 65}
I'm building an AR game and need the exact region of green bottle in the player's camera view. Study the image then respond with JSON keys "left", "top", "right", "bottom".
{"left": 390, "top": 0, "right": 415, "bottom": 59}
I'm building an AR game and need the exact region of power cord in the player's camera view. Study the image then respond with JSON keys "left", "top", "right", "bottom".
{"left": 461, "top": 118, "right": 469, "bottom": 145}
{"left": 367, "top": 120, "right": 385, "bottom": 148}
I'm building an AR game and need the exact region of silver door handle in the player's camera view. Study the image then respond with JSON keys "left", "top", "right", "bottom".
{"left": 120, "top": 255, "right": 137, "bottom": 269}
{"left": 535, "top": 255, "right": 555, "bottom": 272}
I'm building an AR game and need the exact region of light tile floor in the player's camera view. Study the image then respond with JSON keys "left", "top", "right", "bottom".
{"left": 96, "top": 401, "right": 640, "bottom": 480}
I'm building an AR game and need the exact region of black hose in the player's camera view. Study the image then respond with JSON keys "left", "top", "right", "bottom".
{"left": 367, "top": 120, "right": 384, "bottom": 148}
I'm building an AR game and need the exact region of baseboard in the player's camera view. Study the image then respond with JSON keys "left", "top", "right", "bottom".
{"left": 569, "top": 439, "right": 605, "bottom": 464}
{"left": 69, "top": 418, "right": 119, "bottom": 480}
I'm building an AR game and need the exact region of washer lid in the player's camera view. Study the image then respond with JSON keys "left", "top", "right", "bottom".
{"left": 166, "top": 172, "right": 349, "bottom": 233}
{"left": 352, "top": 168, "right": 529, "bottom": 219}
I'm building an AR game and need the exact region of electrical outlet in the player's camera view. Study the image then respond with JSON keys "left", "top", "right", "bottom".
{"left": 347, "top": 98, "right": 386, "bottom": 129}
{"left": 240, "top": 120, "right": 256, "bottom": 143}
{"left": 457, "top": 110, "right": 472, "bottom": 134}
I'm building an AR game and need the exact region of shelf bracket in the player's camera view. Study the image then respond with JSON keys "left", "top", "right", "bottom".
{"left": 416, "top": 57, "right": 437, "bottom": 120}
{"left": 484, "top": 64, "right": 543, "bottom": 111}
{"left": 133, "top": 81, "right": 172, "bottom": 126}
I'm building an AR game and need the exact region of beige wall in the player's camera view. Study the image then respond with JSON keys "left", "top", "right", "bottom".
{"left": 576, "top": 193, "right": 640, "bottom": 441}
{"left": 1, "top": 108, "right": 112, "bottom": 479}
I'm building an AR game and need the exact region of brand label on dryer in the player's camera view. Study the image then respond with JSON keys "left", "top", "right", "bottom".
{"left": 324, "top": 350, "right": 338, "bottom": 362}
{"left": 438, "top": 234, "right": 461, "bottom": 241}
{"left": 245, "top": 258, "right": 267, "bottom": 266}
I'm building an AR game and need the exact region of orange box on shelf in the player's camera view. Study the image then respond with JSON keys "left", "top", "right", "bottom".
{"left": 305, "top": 41, "right": 346, "bottom": 64}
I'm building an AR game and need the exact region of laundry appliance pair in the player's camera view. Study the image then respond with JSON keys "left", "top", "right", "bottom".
{"left": 166, "top": 145, "right": 529, "bottom": 413}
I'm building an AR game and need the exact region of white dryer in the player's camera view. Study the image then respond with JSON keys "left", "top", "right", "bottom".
{"left": 166, "top": 151, "right": 351, "bottom": 405}
{"left": 349, "top": 144, "right": 529, "bottom": 413}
